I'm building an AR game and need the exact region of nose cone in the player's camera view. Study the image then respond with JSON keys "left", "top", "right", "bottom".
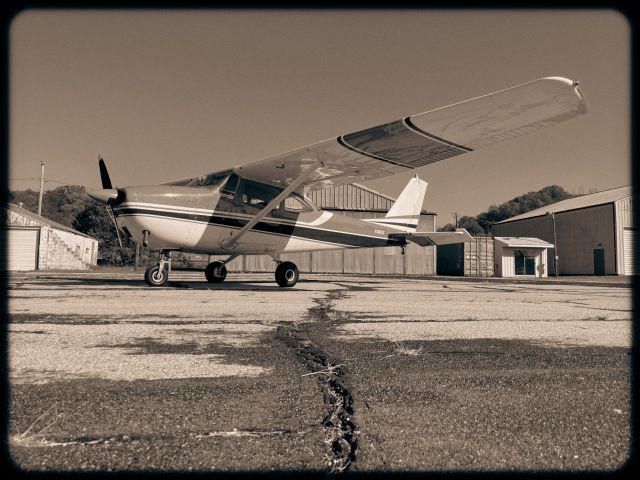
{"left": 88, "top": 188, "right": 119, "bottom": 203}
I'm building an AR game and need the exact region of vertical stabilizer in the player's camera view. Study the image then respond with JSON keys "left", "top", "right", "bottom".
{"left": 363, "top": 175, "right": 428, "bottom": 232}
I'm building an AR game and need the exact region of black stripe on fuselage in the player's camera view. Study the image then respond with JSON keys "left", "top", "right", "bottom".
{"left": 340, "top": 119, "right": 471, "bottom": 168}
{"left": 115, "top": 207, "right": 401, "bottom": 248}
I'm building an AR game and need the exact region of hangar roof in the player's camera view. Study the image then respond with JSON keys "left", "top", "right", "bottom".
{"left": 2, "top": 202, "right": 95, "bottom": 239}
{"left": 496, "top": 185, "right": 634, "bottom": 224}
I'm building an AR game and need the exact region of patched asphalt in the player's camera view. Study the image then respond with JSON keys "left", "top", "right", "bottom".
{"left": 4, "top": 271, "right": 634, "bottom": 474}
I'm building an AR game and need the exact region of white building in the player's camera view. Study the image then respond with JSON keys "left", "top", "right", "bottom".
{"left": 493, "top": 237, "right": 554, "bottom": 278}
{"left": 1, "top": 203, "right": 98, "bottom": 271}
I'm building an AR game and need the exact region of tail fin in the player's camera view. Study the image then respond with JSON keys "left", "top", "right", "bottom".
{"left": 364, "top": 175, "right": 428, "bottom": 233}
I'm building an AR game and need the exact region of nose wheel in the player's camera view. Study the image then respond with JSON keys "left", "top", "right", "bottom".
{"left": 144, "top": 250, "right": 172, "bottom": 287}
{"left": 275, "top": 261, "right": 299, "bottom": 288}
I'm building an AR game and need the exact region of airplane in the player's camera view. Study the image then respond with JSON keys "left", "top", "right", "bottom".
{"left": 88, "top": 76, "right": 587, "bottom": 287}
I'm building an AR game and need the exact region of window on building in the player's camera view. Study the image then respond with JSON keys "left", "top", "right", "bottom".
{"left": 514, "top": 249, "right": 536, "bottom": 276}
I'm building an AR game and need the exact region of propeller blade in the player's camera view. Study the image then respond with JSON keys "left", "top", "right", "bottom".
{"left": 98, "top": 157, "right": 113, "bottom": 189}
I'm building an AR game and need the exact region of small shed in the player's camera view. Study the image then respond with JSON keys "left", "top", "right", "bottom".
{"left": 1, "top": 203, "right": 98, "bottom": 271}
{"left": 494, "top": 237, "right": 554, "bottom": 278}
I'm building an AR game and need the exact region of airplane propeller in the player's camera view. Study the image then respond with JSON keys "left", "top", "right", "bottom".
{"left": 89, "top": 156, "right": 124, "bottom": 250}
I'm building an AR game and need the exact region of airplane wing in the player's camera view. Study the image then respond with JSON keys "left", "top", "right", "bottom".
{"left": 389, "top": 228, "right": 474, "bottom": 247}
{"left": 230, "top": 77, "right": 586, "bottom": 191}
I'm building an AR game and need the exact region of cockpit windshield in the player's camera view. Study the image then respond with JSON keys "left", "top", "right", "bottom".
{"left": 165, "top": 170, "right": 233, "bottom": 188}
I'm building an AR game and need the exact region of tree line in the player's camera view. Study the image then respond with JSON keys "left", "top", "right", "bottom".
{"left": 438, "top": 185, "right": 577, "bottom": 235}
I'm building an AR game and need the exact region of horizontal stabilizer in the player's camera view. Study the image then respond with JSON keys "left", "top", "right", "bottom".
{"left": 389, "top": 228, "right": 474, "bottom": 247}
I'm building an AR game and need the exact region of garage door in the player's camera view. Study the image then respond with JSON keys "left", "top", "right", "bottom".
{"left": 0, "top": 228, "right": 39, "bottom": 270}
{"left": 623, "top": 229, "right": 639, "bottom": 276}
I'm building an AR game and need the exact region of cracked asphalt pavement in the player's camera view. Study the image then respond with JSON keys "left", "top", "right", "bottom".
{"left": 5, "top": 271, "right": 633, "bottom": 474}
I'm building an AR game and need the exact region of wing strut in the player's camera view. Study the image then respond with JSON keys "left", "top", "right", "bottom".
{"left": 220, "top": 159, "right": 323, "bottom": 250}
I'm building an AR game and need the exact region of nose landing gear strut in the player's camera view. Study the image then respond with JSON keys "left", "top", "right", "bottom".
{"left": 144, "top": 250, "right": 172, "bottom": 287}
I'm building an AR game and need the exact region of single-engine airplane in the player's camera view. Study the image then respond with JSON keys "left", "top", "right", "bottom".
{"left": 89, "top": 77, "right": 587, "bottom": 287}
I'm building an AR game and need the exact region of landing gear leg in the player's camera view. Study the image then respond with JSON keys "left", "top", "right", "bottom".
{"left": 144, "top": 250, "right": 171, "bottom": 287}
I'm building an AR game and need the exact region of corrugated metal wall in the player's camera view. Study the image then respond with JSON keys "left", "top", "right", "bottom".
{"left": 615, "top": 196, "right": 637, "bottom": 275}
{"left": 306, "top": 183, "right": 395, "bottom": 211}
{"left": 436, "top": 237, "right": 494, "bottom": 277}
{"left": 493, "top": 204, "right": 617, "bottom": 275}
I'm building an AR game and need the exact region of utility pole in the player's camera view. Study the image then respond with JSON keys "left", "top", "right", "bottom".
{"left": 547, "top": 211, "right": 559, "bottom": 278}
{"left": 451, "top": 212, "right": 459, "bottom": 228}
{"left": 37, "top": 162, "right": 45, "bottom": 216}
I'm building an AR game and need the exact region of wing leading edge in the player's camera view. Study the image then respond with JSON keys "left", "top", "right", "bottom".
{"left": 182, "top": 77, "right": 587, "bottom": 191}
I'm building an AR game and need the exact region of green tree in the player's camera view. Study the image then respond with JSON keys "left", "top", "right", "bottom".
{"left": 476, "top": 185, "right": 575, "bottom": 233}
{"left": 8, "top": 185, "right": 91, "bottom": 228}
{"left": 72, "top": 200, "right": 135, "bottom": 266}
{"left": 439, "top": 185, "right": 577, "bottom": 235}
{"left": 42, "top": 185, "right": 90, "bottom": 227}
{"left": 438, "top": 216, "right": 486, "bottom": 236}
{"left": 8, "top": 189, "right": 40, "bottom": 212}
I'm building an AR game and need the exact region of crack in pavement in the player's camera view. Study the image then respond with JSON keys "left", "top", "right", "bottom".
{"left": 277, "top": 288, "right": 358, "bottom": 474}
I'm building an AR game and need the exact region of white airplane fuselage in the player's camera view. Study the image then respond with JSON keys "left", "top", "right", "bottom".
{"left": 113, "top": 184, "right": 405, "bottom": 256}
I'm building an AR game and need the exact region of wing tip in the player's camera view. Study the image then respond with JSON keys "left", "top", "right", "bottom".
{"left": 540, "top": 76, "right": 589, "bottom": 115}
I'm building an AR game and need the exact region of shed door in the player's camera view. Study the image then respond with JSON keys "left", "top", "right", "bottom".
{"left": 1, "top": 228, "right": 39, "bottom": 270}
{"left": 623, "top": 229, "right": 638, "bottom": 276}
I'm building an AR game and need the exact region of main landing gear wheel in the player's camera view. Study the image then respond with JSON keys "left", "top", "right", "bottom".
{"left": 205, "top": 261, "right": 227, "bottom": 283}
{"left": 144, "top": 265, "right": 168, "bottom": 287}
{"left": 275, "top": 261, "right": 299, "bottom": 288}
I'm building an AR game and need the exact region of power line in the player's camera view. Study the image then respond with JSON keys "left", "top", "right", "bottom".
{"left": 10, "top": 178, "right": 73, "bottom": 185}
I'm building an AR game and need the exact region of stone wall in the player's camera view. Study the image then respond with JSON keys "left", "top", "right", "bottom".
{"left": 38, "top": 227, "right": 97, "bottom": 270}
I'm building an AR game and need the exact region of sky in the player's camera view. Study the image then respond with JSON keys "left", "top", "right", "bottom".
{"left": 9, "top": 9, "right": 631, "bottom": 226}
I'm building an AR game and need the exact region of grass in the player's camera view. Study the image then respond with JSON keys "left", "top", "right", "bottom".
{"left": 10, "top": 405, "right": 59, "bottom": 447}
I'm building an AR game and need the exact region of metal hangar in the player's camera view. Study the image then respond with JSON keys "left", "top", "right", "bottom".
{"left": 492, "top": 186, "right": 636, "bottom": 276}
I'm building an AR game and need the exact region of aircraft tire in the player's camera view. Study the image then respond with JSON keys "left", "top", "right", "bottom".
{"left": 205, "top": 261, "right": 227, "bottom": 283}
{"left": 275, "top": 261, "right": 299, "bottom": 288}
{"left": 144, "top": 265, "right": 168, "bottom": 287}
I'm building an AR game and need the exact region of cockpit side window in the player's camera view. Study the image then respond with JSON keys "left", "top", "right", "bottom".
{"left": 236, "top": 179, "right": 283, "bottom": 211}
{"left": 220, "top": 174, "right": 239, "bottom": 198}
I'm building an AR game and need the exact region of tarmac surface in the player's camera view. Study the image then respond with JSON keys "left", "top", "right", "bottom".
{"left": 4, "top": 270, "right": 634, "bottom": 475}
